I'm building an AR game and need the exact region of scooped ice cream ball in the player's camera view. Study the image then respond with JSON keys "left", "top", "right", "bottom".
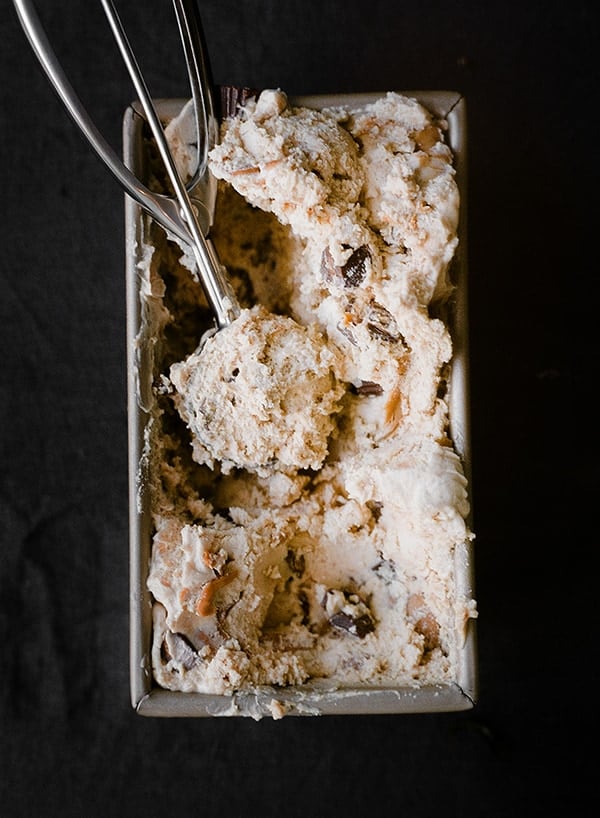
{"left": 169, "top": 305, "right": 345, "bottom": 476}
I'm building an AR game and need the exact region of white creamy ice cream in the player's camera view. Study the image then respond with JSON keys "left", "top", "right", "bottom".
{"left": 142, "top": 89, "right": 477, "bottom": 709}
{"left": 169, "top": 304, "right": 344, "bottom": 476}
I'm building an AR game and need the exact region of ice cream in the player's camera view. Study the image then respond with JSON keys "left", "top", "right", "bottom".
{"left": 169, "top": 304, "right": 345, "bottom": 476}
{"left": 141, "top": 89, "right": 477, "bottom": 708}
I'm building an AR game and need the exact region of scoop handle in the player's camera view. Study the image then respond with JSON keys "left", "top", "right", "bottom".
{"left": 13, "top": 0, "right": 241, "bottom": 329}
{"left": 12, "top": 0, "right": 198, "bottom": 244}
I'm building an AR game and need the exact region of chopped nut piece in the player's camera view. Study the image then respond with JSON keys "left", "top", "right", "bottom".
{"left": 407, "top": 593, "right": 441, "bottom": 652}
{"left": 414, "top": 124, "right": 440, "bottom": 150}
{"left": 202, "top": 547, "right": 229, "bottom": 574}
{"left": 384, "top": 386, "right": 402, "bottom": 428}
{"left": 196, "top": 569, "right": 238, "bottom": 617}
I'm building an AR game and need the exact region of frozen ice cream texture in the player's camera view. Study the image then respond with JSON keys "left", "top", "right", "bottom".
{"left": 142, "top": 88, "right": 477, "bottom": 705}
{"left": 169, "top": 304, "right": 345, "bottom": 476}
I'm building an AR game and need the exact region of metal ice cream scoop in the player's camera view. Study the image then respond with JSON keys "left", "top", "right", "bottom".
{"left": 13, "top": 0, "right": 241, "bottom": 331}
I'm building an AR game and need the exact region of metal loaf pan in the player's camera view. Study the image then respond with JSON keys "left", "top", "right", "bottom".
{"left": 125, "top": 91, "right": 477, "bottom": 718}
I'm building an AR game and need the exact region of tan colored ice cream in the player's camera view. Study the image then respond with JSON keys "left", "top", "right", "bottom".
{"left": 143, "top": 89, "right": 476, "bottom": 705}
{"left": 169, "top": 304, "right": 344, "bottom": 476}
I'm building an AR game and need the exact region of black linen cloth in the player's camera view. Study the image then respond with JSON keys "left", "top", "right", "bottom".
{"left": 1, "top": 0, "right": 595, "bottom": 815}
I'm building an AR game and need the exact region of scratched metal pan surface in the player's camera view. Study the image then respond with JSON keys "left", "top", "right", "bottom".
{"left": 125, "top": 92, "right": 477, "bottom": 718}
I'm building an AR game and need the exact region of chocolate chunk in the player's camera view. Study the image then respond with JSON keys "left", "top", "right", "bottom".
{"left": 330, "top": 611, "right": 375, "bottom": 639}
{"left": 436, "top": 362, "right": 450, "bottom": 399}
{"left": 323, "top": 589, "right": 375, "bottom": 639}
{"left": 285, "top": 548, "right": 306, "bottom": 577}
{"left": 218, "top": 85, "right": 260, "bottom": 120}
{"left": 226, "top": 265, "right": 256, "bottom": 308}
{"left": 341, "top": 246, "right": 370, "bottom": 287}
{"left": 298, "top": 590, "right": 310, "bottom": 625}
{"left": 320, "top": 245, "right": 370, "bottom": 288}
{"left": 366, "top": 500, "right": 384, "bottom": 521}
{"left": 353, "top": 380, "right": 384, "bottom": 396}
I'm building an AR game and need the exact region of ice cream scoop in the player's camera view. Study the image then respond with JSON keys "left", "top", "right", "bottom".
{"left": 13, "top": 0, "right": 241, "bottom": 330}
{"left": 15, "top": 0, "right": 344, "bottom": 475}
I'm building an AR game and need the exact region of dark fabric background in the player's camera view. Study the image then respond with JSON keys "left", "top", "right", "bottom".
{"left": 1, "top": 1, "right": 595, "bottom": 815}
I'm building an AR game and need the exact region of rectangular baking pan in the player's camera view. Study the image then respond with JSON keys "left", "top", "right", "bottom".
{"left": 125, "top": 91, "right": 477, "bottom": 717}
